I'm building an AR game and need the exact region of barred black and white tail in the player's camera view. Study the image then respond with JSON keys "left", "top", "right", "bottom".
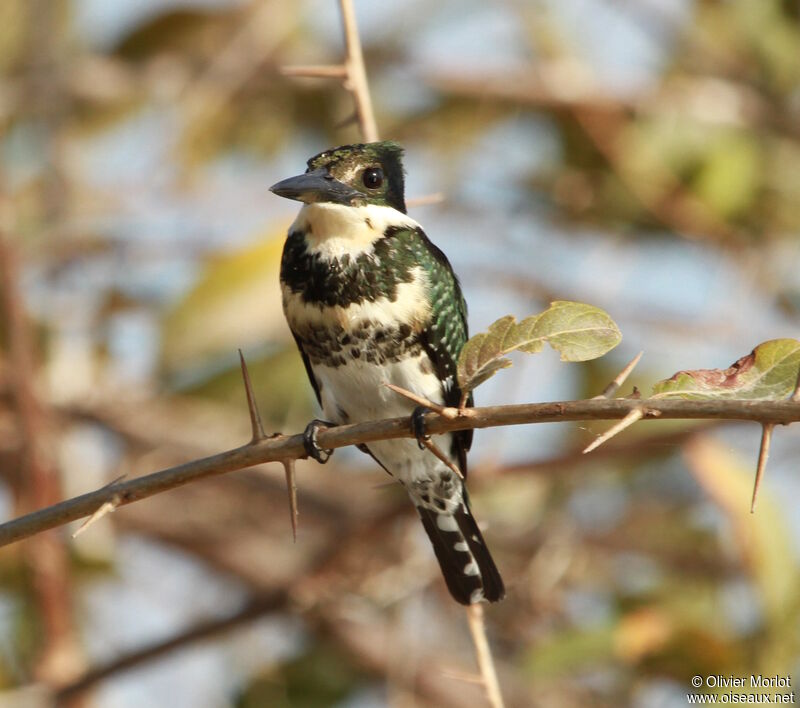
{"left": 416, "top": 493, "right": 505, "bottom": 605}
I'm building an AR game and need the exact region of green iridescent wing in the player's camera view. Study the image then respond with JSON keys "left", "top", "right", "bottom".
{"left": 412, "top": 229, "right": 474, "bottom": 472}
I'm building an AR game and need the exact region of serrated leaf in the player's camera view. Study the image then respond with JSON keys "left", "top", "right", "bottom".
{"left": 457, "top": 301, "right": 622, "bottom": 394}
{"left": 463, "top": 356, "right": 513, "bottom": 391}
{"left": 651, "top": 339, "right": 800, "bottom": 400}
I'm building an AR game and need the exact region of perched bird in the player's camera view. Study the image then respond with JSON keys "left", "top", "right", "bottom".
{"left": 270, "top": 142, "right": 504, "bottom": 604}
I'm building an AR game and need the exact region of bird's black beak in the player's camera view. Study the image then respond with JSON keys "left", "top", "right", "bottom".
{"left": 269, "top": 167, "right": 362, "bottom": 205}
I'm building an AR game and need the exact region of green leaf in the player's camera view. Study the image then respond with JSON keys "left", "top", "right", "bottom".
{"left": 651, "top": 339, "right": 800, "bottom": 400}
{"left": 457, "top": 301, "right": 622, "bottom": 395}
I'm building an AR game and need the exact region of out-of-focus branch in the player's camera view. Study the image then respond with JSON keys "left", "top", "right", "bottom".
{"left": 0, "top": 397, "right": 798, "bottom": 548}
{"left": 0, "top": 236, "right": 84, "bottom": 686}
{"left": 482, "top": 425, "right": 711, "bottom": 480}
{"left": 55, "top": 592, "right": 287, "bottom": 702}
{"left": 1, "top": 4, "right": 84, "bottom": 687}
{"left": 281, "top": 0, "right": 379, "bottom": 141}
{"left": 427, "top": 68, "right": 773, "bottom": 133}
{"left": 466, "top": 605, "right": 504, "bottom": 708}
{"left": 57, "top": 498, "right": 490, "bottom": 706}
{"left": 339, "top": 0, "right": 378, "bottom": 141}
{"left": 179, "top": 0, "right": 298, "bottom": 133}
{"left": 430, "top": 69, "right": 750, "bottom": 243}
{"left": 572, "top": 106, "right": 744, "bottom": 244}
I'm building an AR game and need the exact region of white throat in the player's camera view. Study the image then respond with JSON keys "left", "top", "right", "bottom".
{"left": 291, "top": 203, "right": 420, "bottom": 261}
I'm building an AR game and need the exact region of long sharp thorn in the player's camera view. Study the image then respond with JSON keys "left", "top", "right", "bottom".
{"left": 595, "top": 351, "right": 644, "bottom": 399}
{"left": 422, "top": 437, "right": 464, "bottom": 480}
{"left": 283, "top": 459, "right": 299, "bottom": 542}
{"left": 239, "top": 350, "right": 266, "bottom": 442}
{"left": 72, "top": 495, "right": 120, "bottom": 538}
{"left": 751, "top": 423, "right": 774, "bottom": 513}
{"left": 385, "top": 382, "right": 460, "bottom": 419}
{"left": 384, "top": 382, "right": 445, "bottom": 414}
{"left": 583, "top": 408, "right": 645, "bottom": 454}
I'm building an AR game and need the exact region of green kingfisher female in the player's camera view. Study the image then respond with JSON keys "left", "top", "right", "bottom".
{"left": 270, "top": 141, "right": 504, "bottom": 604}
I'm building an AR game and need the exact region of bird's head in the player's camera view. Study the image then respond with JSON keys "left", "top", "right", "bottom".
{"left": 270, "top": 141, "right": 406, "bottom": 213}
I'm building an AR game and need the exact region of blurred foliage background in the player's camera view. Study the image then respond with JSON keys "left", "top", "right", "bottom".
{"left": 1, "top": 0, "right": 800, "bottom": 706}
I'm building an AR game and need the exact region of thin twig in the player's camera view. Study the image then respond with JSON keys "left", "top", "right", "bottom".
{"left": 1, "top": 397, "right": 799, "bottom": 548}
{"left": 280, "top": 64, "right": 348, "bottom": 79}
{"left": 750, "top": 423, "right": 774, "bottom": 513}
{"left": 465, "top": 604, "right": 505, "bottom": 708}
{"left": 583, "top": 407, "right": 646, "bottom": 453}
{"left": 279, "top": 0, "right": 378, "bottom": 142}
{"left": 595, "top": 351, "right": 643, "bottom": 399}
{"left": 339, "top": 0, "right": 378, "bottom": 141}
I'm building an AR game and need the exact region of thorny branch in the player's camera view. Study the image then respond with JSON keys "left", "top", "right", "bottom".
{"left": 1, "top": 395, "right": 798, "bottom": 548}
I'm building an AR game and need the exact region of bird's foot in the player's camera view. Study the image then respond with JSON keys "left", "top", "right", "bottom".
{"left": 411, "top": 406, "right": 432, "bottom": 450}
{"left": 303, "top": 419, "right": 335, "bottom": 464}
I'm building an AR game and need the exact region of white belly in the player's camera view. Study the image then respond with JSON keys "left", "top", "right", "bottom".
{"left": 316, "top": 352, "right": 440, "bottom": 423}
{"left": 313, "top": 354, "right": 454, "bottom": 485}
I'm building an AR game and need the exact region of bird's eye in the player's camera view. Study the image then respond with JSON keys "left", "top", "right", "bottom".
{"left": 362, "top": 167, "right": 383, "bottom": 189}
